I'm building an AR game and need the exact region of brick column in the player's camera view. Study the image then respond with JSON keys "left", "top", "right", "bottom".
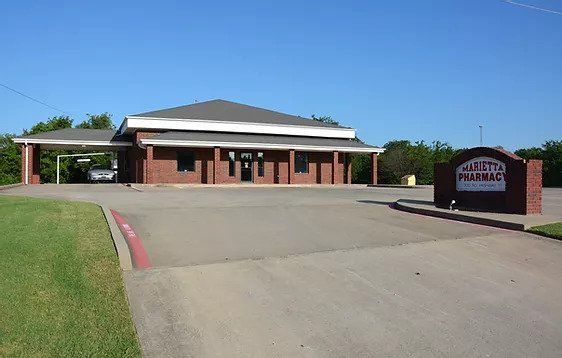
{"left": 32, "top": 144, "right": 40, "bottom": 184}
{"left": 346, "top": 153, "right": 352, "bottom": 184}
{"left": 21, "top": 144, "right": 26, "bottom": 184}
{"left": 371, "top": 152, "right": 378, "bottom": 185}
{"left": 145, "top": 145, "right": 154, "bottom": 184}
{"left": 525, "top": 159, "right": 542, "bottom": 214}
{"left": 21, "top": 144, "right": 28, "bottom": 184}
{"left": 288, "top": 149, "right": 295, "bottom": 184}
{"left": 213, "top": 147, "right": 220, "bottom": 184}
{"left": 332, "top": 151, "right": 339, "bottom": 184}
{"left": 21, "top": 143, "right": 41, "bottom": 184}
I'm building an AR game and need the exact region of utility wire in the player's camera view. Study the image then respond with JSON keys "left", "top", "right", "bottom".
{"left": 0, "top": 82, "right": 71, "bottom": 115}
{"left": 504, "top": 0, "right": 562, "bottom": 15}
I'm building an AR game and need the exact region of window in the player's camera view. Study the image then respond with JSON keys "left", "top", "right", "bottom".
{"left": 295, "top": 152, "right": 308, "bottom": 174}
{"left": 228, "top": 151, "right": 235, "bottom": 177}
{"left": 257, "top": 152, "right": 264, "bottom": 177}
{"left": 177, "top": 151, "right": 195, "bottom": 172}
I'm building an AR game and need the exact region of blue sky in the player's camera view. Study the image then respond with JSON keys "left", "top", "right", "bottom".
{"left": 1, "top": 0, "right": 560, "bottom": 150}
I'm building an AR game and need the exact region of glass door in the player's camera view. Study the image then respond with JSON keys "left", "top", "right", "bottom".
{"left": 240, "top": 152, "right": 253, "bottom": 182}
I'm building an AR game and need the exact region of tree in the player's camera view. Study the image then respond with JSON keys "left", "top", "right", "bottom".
{"left": 516, "top": 140, "right": 562, "bottom": 187}
{"left": 514, "top": 146, "right": 542, "bottom": 160}
{"left": 377, "top": 140, "right": 457, "bottom": 185}
{"left": 541, "top": 141, "right": 562, "bottom": 187}
{"left": 378, "top": 140, "right": 411, "bottom": 184}
{"left": 76, "top": 113, "right": 115, "bottom": 130}
{"left": 0, "top": 133, "right": 20, "bottom": 185}
{"left": 311, "top": 114, "right": 339, "bottom": 126}
{"left": 24, "top": 115, "right": 73, "bottom": 135}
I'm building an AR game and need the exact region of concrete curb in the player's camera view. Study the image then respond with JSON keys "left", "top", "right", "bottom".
{"left": 368, "top": 184, "right": 433, "bottom": 189}
{"left": 393, "top": 199, "right": 525, "bottom": 231}
{"left": 131, "top": 183, "right": 365, "bottom": 189}
{"left": 0, "top": 183, "right": 23, "bottom": 191}
{"left": 101, "top": 205, "right": 133, "bottom": 271}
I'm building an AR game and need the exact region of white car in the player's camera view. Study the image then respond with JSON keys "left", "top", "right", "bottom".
{"left": 87, "top": 164, "right": 115, "bottom": 183}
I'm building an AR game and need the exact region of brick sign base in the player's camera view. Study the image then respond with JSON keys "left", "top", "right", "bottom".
{"left": 434, "top": 147, "right": 542, "bottom": 215}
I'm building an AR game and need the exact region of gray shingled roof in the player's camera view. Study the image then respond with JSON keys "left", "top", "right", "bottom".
{"left": 15, "top": 128, "right": 130, "bottom": 142}
{"left": 130, "top": 99, "right": 348, "bottom": 129}
{"left": 146, "top": 131, "right": 381, "bottom": 150}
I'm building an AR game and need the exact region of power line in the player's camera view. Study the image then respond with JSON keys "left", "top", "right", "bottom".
{"left": 0, "top": 82, "right": 71, "bottom": 116}
{"left": 504, "top": 0, "right": 562, "bottom": 15}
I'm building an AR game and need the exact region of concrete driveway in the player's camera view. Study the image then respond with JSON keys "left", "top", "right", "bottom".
{"left": 3, "top": 184, "right": 562, "bottom": 357}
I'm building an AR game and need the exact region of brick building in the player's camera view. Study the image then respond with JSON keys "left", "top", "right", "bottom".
{"left": 14, "top": 99, "right": 383, "bottom": 185}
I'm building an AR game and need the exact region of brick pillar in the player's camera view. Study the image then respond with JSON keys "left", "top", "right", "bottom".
{"left": 213, "top": 147, "right": 220, "bottom": 184}
{"left": 346, "top": 153, "right": 352, "bottom": 184}
{"left": 21, "top": 143, "right": 40, "bottom": 184}
{"left": 332, "top": 151, "right": 339, "bottom": 184}
{"left": 371, "top": 152, "right": 378, "bottom": 185}
{"left": 21, "top": 144, "right": 26, "bottom": 184}
{"left": 525, "top": 159, "right": 542, "bottom": 214}
{"left": 288, "top": 149, "right": 295, "bottom": 184}
{"left": 145, "top": 145, "right": 153, "bottom": 184}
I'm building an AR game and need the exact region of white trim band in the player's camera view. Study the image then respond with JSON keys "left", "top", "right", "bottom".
{"left": 140, "top": 139, "right": 384, "bottom": 153}
{"left": 12, "top": 138, "right": 132, "bottom": 147}
{"left": 123, "top": 116, "right": 356, "bottom": 139}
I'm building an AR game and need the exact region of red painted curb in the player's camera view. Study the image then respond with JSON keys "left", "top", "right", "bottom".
{"left": 110, "top": 209, "right": 152, "bottom": 269}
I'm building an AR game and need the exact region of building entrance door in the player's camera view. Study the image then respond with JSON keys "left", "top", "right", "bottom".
{"left": 240, "top": 152, "right": 253, "bottom": 182}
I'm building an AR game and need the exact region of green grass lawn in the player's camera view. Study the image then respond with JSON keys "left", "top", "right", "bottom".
{"left": 528, "top": 222, "right": 562, "bottom": 240}
{"left": 0, "top": 195, "right": 141, "bottom": 357}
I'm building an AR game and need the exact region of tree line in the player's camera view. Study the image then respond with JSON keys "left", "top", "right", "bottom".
{"left": 350, "top": 139, "right": 561, "bottom": 186}
{"left": 312, "top": 115, "right": 561, "bottom": 187}
{"left": 0, "top": 114, "right": 560, "bottom": 186}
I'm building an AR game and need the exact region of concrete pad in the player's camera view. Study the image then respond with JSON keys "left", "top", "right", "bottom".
{"left": 394, "top": 199, "right": 562, "bottom": 230}
{"left": 125, "top": 232, "right": 562, "bottom": 357}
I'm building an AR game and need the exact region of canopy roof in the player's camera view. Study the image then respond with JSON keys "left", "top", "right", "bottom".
{"left": 13, "top": 128, "right": 132, "bottom": 150}
{"left": 141, "top": 131, "right": 384, "bottom": 153}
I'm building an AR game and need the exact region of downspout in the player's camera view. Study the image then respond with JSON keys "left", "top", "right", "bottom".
{"left": 24, "top": 140, "right": 29, "bottom": 185}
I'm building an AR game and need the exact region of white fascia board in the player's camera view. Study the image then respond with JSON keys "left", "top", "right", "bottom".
{"left": 118, "top": 117, "right": 128, "bottom": 134}
{"left": 12, "top": 138, "right": 132, "bottom": 147}
{"left": 140, "top": 139, "right": 384, "bottom": 153}
{"left": 123, "top": 116, "right": 356, "bottom": 139}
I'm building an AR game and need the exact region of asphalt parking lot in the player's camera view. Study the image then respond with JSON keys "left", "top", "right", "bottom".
{"left": 108, "top": 186, "right": 503, "bottom": 268}
{"left": 3, "top": 184, "right": 562, "bottom": 357}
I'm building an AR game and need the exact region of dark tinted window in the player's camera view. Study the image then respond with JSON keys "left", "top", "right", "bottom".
{"left": 177, "top": 151, "right": 195, "bottom": 172}
{"left": 258, "top": 152, "right": 264, "bottom": 177}
{"left": 229, "top": 151, "right": 235, "bottom": 176}
{"left": 295, "top": 152, "right": 308, "bottom": 174}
